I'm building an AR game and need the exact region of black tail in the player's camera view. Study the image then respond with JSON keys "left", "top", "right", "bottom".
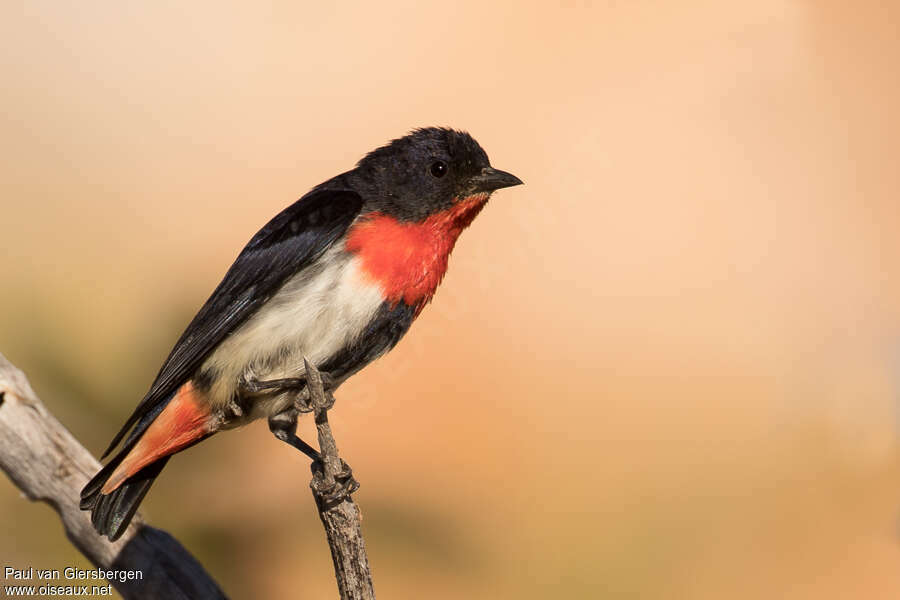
{"left": 80, "top": 451, "right": 170, "bottom": 541}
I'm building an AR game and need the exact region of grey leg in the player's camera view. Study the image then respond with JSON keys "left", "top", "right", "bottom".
{"left": 267, "top": 407, "right": 320, "bottom": 461}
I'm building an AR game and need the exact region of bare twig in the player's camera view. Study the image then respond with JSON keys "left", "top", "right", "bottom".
{"left": 304, "top": 358, "right": 375, "bottom": 600}
{"left": 0, "top": 352, "right": 226, "bottom": 600}
{"left": 0, "top": 350, "right": 377, "bottom": 600}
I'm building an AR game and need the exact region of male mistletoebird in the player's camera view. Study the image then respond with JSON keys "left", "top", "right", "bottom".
{"left": 80, "top": 127, "right": 523, "bottom": 540}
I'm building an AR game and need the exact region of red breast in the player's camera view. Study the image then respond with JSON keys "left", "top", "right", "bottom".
{"left": 346, "top": 194, "right": 488, "bottom": 310}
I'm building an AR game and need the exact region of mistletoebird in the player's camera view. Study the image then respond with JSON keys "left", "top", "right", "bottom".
{"left": 81, "top": 128, "right": 523, "bottom": 540}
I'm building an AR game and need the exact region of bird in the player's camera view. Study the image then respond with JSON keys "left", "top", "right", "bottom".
{"left": 80, "top": 127, "right": 523, "bottom": 540}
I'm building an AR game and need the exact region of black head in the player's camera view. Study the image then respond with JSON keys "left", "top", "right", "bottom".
{"left": 346, "top": 128, "right": 522, "bottom": 221}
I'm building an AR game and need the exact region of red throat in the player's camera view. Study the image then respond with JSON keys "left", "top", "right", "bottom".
{"left": 346, "top": 194, "right": 488, "bottom": 311}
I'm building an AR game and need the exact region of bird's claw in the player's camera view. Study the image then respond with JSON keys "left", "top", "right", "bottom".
{"left": 293, "top": 386, "right": 336, "bottom": 414}
{"left": 240, "top": 370, "right": 336, "bottom": 413}
{"left": 294, "top": 363, "right": 336, "bottom": 413}
{"left": 310, "top": 459, "right": 359, "bottom": 505}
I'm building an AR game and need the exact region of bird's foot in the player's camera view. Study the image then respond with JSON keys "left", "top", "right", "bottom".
{"left": 293, "top": 381, "right": 336, "bottom": 414}
{"left": 239, "top": 371, "right": 336, "bottom": 413}
{"left": 310, "top": 458, "right": 359, "bottom": 506}
{"left": 260, "top": 360, "right": 353, "bottom": 502}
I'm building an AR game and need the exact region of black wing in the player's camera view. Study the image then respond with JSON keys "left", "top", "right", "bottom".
{"left": 101, "top": 188, "right": 363, "bottom": 458}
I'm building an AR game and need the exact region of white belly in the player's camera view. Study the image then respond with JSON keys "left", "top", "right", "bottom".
{"left": 200, "top": 245, "right": 385, "bottom": 416}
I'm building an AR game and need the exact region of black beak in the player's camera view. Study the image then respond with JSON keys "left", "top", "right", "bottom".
{"left": 470, "top": 167, "right": 524, "bottom": 193}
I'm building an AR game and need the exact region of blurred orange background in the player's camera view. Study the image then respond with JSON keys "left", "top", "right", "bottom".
{"left": 2, "top": 1, "right": 900, "bottom": 598}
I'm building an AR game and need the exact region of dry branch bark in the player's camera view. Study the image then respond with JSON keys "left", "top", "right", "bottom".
{"left": 0, "top": 351, "right": 377, "bottom": 599}
{"left": 305, "top": 358, "right": 376, "bottom": 600}
{"left": 0, "top": 352, "right": 226, "bottom": 600}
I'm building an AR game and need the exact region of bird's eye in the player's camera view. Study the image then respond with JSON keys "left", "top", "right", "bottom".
{"left": 429, "top": 160, "right": 448, "bottom": 178}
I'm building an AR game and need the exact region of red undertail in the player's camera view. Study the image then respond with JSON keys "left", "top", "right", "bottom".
{"left": 101, "top": 381, "right": 213, "bottom": 494}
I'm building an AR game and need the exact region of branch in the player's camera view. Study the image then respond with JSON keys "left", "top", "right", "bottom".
{"left": 0, "top": 352, "right": 226, "bottom": 600}
{"left": 304, "top": 358, "right": 375, "bottom": 600}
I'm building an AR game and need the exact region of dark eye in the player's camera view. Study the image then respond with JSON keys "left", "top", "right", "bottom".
{"left": 429, "top": 160, "right": 448, "bottom": 178}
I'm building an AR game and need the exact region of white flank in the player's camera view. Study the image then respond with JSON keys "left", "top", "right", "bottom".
{"left": 200, "top": 245, "right": 385, "bottom": 419}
